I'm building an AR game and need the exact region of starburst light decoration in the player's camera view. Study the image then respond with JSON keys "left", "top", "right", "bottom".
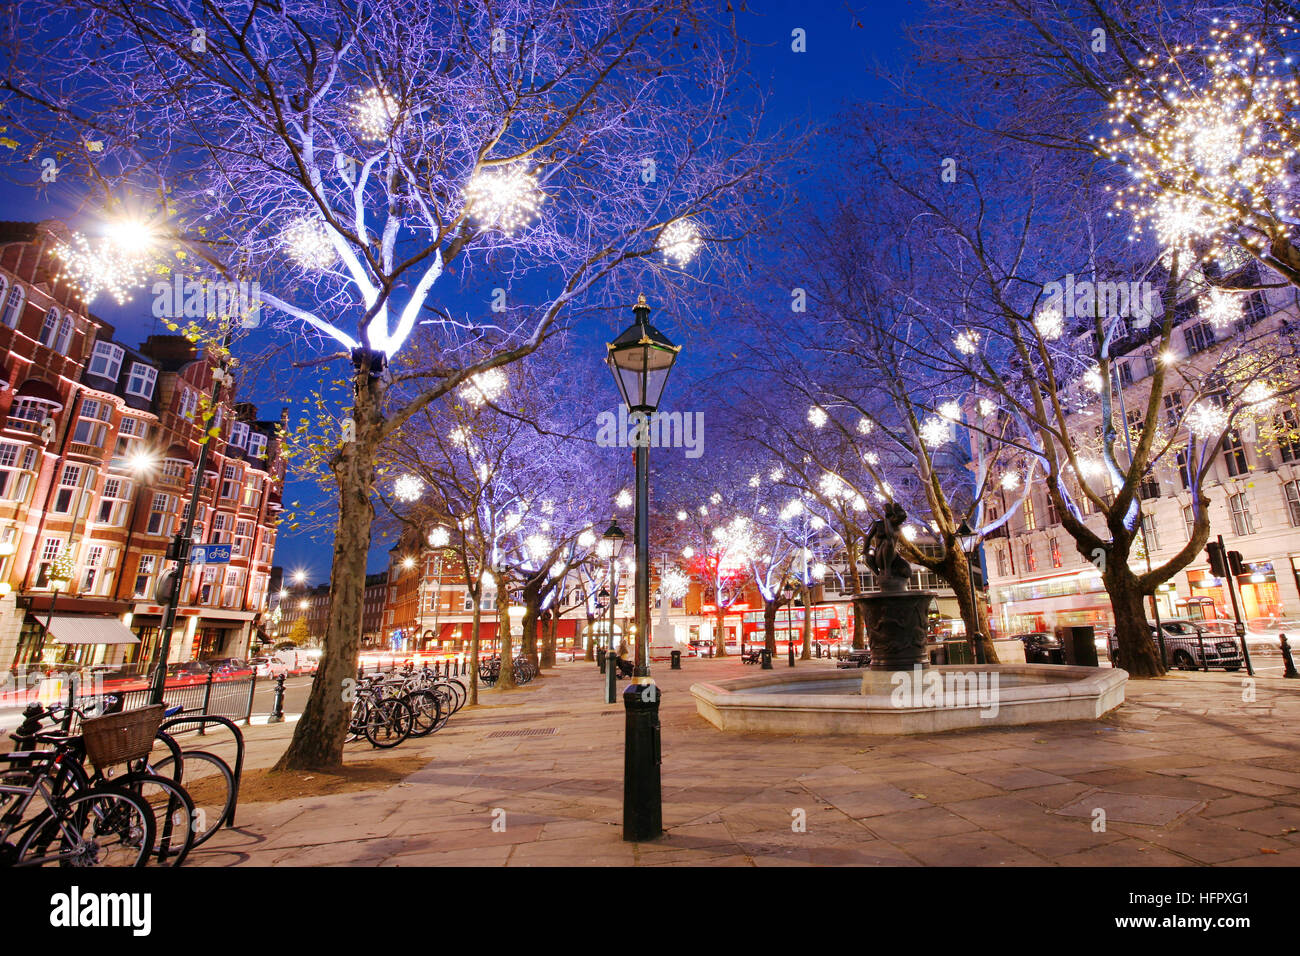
{"left": 1199, "top": 288, "right": 1243, "bottom": 329}
{"left": 955, "top": 330, "right": 981, "bottom": 355}
{"left": 353, "top": 87, "right": 400, "bottom": 140}
{"left": 460, "top": 368, "right": 508, "bottom": 406}
{"left": 1034, "top": 302, "right": 1065, "bottom": 341}
{"left": 919, "top": 417, "right": 949, "bottom": 448}
{"left": 52, "top": 222, "right": 159, "bottom": 305}
{"left": 463, "top": 164, "right": 545, "bottom": 235}
{"left": 393, "top": 474, "right": 424, "bottom": 502}
{"left": 280, "top": 217, "right": 337, "bottom": 270}
{"left": 807, "top": 406, "right": 828, "bottom": 429}
{"left": 1186, "top": 401, "right": 1230, "bottom": 438}
{"left": 658, "top": 218, "right": 702, "bottom": 267}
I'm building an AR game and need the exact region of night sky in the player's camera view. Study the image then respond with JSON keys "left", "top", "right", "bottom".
{"left": 0, "top": 0, "right": 919, "bottom": 579}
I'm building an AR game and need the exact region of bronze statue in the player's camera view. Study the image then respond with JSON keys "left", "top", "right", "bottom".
{"left": 864, "top": 502, "right": 913, "bottom": 591}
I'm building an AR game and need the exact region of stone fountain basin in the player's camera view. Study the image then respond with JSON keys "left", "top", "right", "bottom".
{"left": 690, "top": 665, "right": 1127, "bottom": 735}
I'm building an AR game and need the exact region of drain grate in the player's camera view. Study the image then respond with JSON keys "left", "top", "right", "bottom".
{"left": 487, "top": 727, "right": 557, "bottom": 739}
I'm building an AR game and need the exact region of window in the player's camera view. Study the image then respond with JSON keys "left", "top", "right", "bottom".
{"left": 247, "top": 432, "right": 268, "bottom": 462}
{"left": 1185, "top": 322, "right": 1215, "bottom": 354}
{"left": 241, "top": 476, "right": 263, "bottom": 509}
{"left": 72, "top": 408, "right": 108, "bottom": 448}
{"left": 55, "top": 315, "right": 72, "bottom": 353}
{"left": 1050, "top": 537, "right": 1062, "bottom": 569}
{"left": 8, "top": 397, "right": 48, "bottom": 425}
{"left": 52, "top": 464, "right": 82, "bottom": 514}
{"left": 995, "top": 549, "right": 1009, "bottom": 577}
{"left": 1176, "top": 449, "right": 1192, "bottom": 490}
{"left": 1228, "top": 492, "right": 1254, "bottom": 535}
{"left": 1046, "top": 496, "right": 1060, "bottom": 526}
{"left": 146, "top": 493, "right": 174, "bottom": 536}
{"left": 1286, "top": 481, "right": 1300, "bottom": 527}
{"left": 1221, "top": 429, "right": 1249, "bottom": 477}
{"left": 230, "top": 421, "right": 248, "bottom": 449}
{"left": 220, "top": 464, "right": 241, "bottom": 500}
{"left": 88, "top": 341, "right": 124, "bottom": 380}
{"left": 0, "top": 441, "right": 35, "bottom": 501}
{"left": 179, "top": 388, "right": 198, "bottom": 421}
{"left": 1183, "top": 505, "right": 1196, "bottom": 540}
{"left": 96, "top": 478, "right": 131, "bottom": 526}
{"left": 81, "top": 545, "right": 105, "bottom": 593}
{"left": 1141, "top": 514, "right": 1160, "bottom": 550}
{"left": 1022, "top": 496, "right": 1037, "bottom": 531}
{"left": 125, "top": 363, "right": 157, "bottom": 400}
{"left": 1276, "top": 410, "right": 1300, "bottom": 463}
{"left": 463, "top": 590, "right": 497, "bottom": 612}
{"left": 1117, "top": 361, "right": 1133, "bottom": 387}
{"left": 1023, "top": 541, "right": 1037, "bottom": 572}
{"left": 1, "top": 285, "right": 23, "bottom": 328}
{"left": 1163, "top": 392, "right": 1184, "bottom": 429}
{"left": 36, "top": 536, "right": 67, "bottom": 588}
{"left": 39, "top": 308, "right": 60, "bottom": 348}
{"left": 222, "top": 568, "right": 244, "bottom": 607}
{"left": 1138, "top": 476, "right": 1161, "bottom": 501}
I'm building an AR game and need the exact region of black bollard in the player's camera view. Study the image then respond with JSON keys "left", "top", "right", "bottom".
{"left": 1282, "top": 634, "right": 1299, "bottom": 679}
{"left": 670, "top": 649, "right": 681, "bottom": 670}
{"left": 267, "top": 673, "right": 286, "bottom": 724}
{"left": 622, "top": 680, "right": 663, "bottom": 841}
{"left": 597, "top": 647, "right": 607, "bottom": 673}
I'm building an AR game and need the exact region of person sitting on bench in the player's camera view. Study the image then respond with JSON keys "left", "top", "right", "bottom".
{"left": 615, "top": 641, "right": 635, "bottom": 678}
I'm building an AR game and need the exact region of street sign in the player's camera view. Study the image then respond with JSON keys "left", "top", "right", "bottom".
{"left": 1234, "top": 622, "right": 1246, "bottom": 638}
{"left": 191, "top": 544, "right": 232, "bottom": 565}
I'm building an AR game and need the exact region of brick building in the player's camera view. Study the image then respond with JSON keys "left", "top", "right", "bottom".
{"left": 0, "top": 220, "right": 286, "bottom": 673}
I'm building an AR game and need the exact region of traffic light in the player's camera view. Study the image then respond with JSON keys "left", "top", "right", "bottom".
{"left": 1206, "top": 541, "right": 1228, "bottom": 578}
{"left": 1228, "top": 551, "right": 1247, "bottom": 577}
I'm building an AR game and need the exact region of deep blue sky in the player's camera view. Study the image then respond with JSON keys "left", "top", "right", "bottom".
{"left": 0, "top": 0, "right": 919, "bottom": 579}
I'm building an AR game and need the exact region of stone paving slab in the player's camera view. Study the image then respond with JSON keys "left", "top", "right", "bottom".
{"left": 190, "top": 658, "right": 1300, "bottom": 867}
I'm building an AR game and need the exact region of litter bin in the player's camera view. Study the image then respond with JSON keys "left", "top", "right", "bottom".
{"left": 1058, "top": 626, "right": 1098, "bottom": 667}
{"left": 943, "top": 639, "right": 972, "bottom": 665}
{"left": 760, "top": 648, "right": 773, "bottom": 670}
{"left": 670, "top": 650, "right": 681, "bottom": 670}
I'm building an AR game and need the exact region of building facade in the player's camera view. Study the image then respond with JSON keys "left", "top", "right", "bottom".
{"left": 0, "top": 221, "right": 286, "bottom": 674}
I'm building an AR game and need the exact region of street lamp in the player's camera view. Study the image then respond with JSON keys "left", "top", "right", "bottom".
{"left": 956, "top": 520, "right": 984, "bottom": 665}
{"left": 605, "top": 293, "right": 678, "bottom": 842}
{"left": 783, "top": 580, "right": 796, "bottom": 668}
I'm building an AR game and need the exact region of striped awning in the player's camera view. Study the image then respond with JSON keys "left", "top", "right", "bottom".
{"left": 40, "top": 615, "right": 140, "bottom": 645}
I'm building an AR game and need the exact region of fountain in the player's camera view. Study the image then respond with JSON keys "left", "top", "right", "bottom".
{"left": 691, "top": 505, "right": 1126, "bottom": 735}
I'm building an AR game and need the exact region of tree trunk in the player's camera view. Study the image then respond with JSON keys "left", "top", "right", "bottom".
{"left": 947, "top": 552, "right": 999, "bottom": 664}
{"left": 497, "top": 581, "right": 517, "bottom": 690}
{"left": 541, "top": 609, "right": 557, "bottom": 668}
{"left": 585, "top": 612, "right": 596, "bottom": 661}
{"left": 852, "top": 607, "right": 865, "bottom": 650}
{"left": 1107, "top": 564, "right": 1165, "bottom": 678}
{"left": 763, "top": 599, "right": 778, "bottom": 655}
{"left": 469, "top": 595, "right": 481, "bottom": 706}
{"left": 714, "top": 604, "right": 728, "bottom": 656}
{"left": 274, "top": 374, "right": 379, "bottom": 772}
{"left": 799, "top": 583, "right": 813, "bottom": 660}
{"left": 521, "top": 604, "right": 540, "bottom": 672}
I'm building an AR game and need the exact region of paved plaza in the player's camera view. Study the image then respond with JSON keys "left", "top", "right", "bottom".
{"left": 194, "top": 658, "right": 1300, "bottom": 867}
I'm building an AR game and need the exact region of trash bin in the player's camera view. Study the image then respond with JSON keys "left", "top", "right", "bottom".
{"left": 944, "top": 639, "right": 972, "bottom": 665}
{"left": 760, "top": 648, "right": 773, "bottom": 670}
{"left": 670, "top": 650, "right": 681, "bottom": 670}
{"left": 1058, "top": 626, "right": 1098, "bottom": 667}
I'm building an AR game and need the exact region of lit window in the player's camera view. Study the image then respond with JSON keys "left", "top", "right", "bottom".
{"left": 125, "top": 362, "right": 158, "bottom": 400}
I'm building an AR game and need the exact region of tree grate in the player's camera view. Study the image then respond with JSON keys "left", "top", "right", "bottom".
{"left": 487, "top": 727, "right": 557, "bottom": 739}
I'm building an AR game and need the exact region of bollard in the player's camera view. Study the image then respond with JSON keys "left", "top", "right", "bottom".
{"left": 1282, "top": 634, "right": 1299, "bottom": 679}
{"left": 604, "top": 651, "right": 618, "bottom": 704}
{"left": 670, "top": 649, "right": 681, "bottom": 670}
{"left": 267, "top": 673, "right": 286, "bottom": 723}
{"left": 597, "top": 647, "right": 607, "bottom": 673}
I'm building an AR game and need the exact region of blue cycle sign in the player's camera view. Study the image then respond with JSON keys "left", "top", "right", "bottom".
{"left": 191, "top": 544, "right": 232, "bottom": 565}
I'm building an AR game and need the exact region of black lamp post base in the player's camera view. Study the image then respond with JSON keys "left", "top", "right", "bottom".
{"left": 622, "top": 679, "right": 663, "bottom": 842}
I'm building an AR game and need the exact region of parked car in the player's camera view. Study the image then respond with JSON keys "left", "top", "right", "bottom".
{"left": 201, "top": 657, "right": 252, "bottom": 678}
{"left": 273, "top": 648, "right": 318, "bottom": 675}
{"left": 250, "top": 656, "right": 288, "bottom": 678}
{"left": 1014, "top": 632, "right": 1065, "bottom": 664}
{"left": 1105, "top": 620, "right": 1243, "bottom": 671}
{"left": 1246, "top": 617, "right": 1300, "bottom": 641}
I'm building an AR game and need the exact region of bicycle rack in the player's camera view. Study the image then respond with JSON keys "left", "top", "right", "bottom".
{"left": 158, "top": 713, "right": 245, "bottom": 830}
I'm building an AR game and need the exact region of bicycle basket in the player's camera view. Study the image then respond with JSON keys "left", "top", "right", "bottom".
{"left": 80, "top": 705, "right": 165, "bottom": 773}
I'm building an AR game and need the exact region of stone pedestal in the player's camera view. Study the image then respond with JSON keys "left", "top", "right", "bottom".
{"left": 853, "top": 590, "right": 938, "bottom": 671}
{"left": 650, "top": 620, "right": 677, "bottom": 661}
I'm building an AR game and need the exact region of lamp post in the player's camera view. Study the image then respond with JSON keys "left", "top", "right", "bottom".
{"left": 605, "top": 294, "right": 678, "bottom": 842}
{"left": 601, "top": 519, "right": 624, "bottom": 704}
{"left": 956, "top": 520, "right": 984, "bottom": 665}
{"left": 783, "top": 581, "right": 796, "bottom": 667}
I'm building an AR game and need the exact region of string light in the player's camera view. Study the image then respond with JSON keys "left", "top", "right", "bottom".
{"left": 393, "top": 474, "right": 424, "bottom": 502}
{"left": 464, "top": 164, "right": 544, "bottom": 235}
{"left": 978, "top": 398, "right": 997, "bottom": 417}
{"left": 1186, "top": 401, "right": 1229, "bottom": 438}
{"left": 658, "top": 218, "right": 702, "bottom": 267}
{"left": 938, "top": 401, "right": 962, "bottom": 422}
{"left": 1199, "top": 288, "right": 1243, "bottom": 329}
{"left": 1034, "top": 303, "right": 1065, "bottom": 341}
{"left": 353, "top": 87, "right": 399, "bottom": 141}
{"left": 919, "top": 417, "right": 949, "bottom": 447}
{"left": 460, "top": 367, "right": 507, "bottom": 405}
{"left": 955, "top": 330, "right": 981, "bottom": 355}
{"left": 280, "top": 217, "right": 336, "bottom": 270}
{"left": 52, "top": 222, "right": 159, "bottom": 304}
{"left": 428, "top": 526, "right": 450, "bottom": 547}
{"left": 807, "top": 406, "right": 828, "bottom": 428}
{"left": 1242, "top": 381, "right": 1277, "bottom": 411}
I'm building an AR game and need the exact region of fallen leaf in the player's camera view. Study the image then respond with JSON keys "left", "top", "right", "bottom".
{"left": 1260, "top": 848, "right": 1280, "bottom": 854}
{"left": 912, "top": 794, "right": 928, "bottom": 800}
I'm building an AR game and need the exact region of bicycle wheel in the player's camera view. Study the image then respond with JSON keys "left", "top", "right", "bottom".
{"left": 441, "top": 678, "right": 467, "bottom": 713}
{"left": 363, "top": 698, "right": 413, "bottom": 748}
{"left": 149, "top": 750, "right": 234, "bottom": 849}
{"left": 17, "top": 787, "right": 155, "bottom": 868}
{"left": 404, "top": 691, "right": 442, "bottom": 737}
{"left": 116, "top": 771, "right": 197, "bottom": 866}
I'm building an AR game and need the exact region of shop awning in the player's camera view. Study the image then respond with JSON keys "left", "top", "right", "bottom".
{"left": 39, "top": 615, "right": 140, "bottom": 645}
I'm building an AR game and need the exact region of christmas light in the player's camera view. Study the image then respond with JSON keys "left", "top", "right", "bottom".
{"left": 578, "top": 530, "right": 596, "bottom": 548}
{"left": 428, "top": 526, "right": 450, "bottom": 547}
{"left": 1000, "top": 473, "right": 1020, "bottom": 490}
{"left": 857, "top": 417, "right": 874, "bottom": 434}
{"left": 1186, "top": 401, "right": 1229, "bottom": 438}
{"left": 1242, "top": 381, "right": 1277, "bottom": 410}
{"left": 955, "top": 330, "right": 981, "bottom": 355}
{"left": 463, "top": 164, "right": 544, "bottom": 235}
{"left": 676, "top": 511, "right": 688, "bottom": 521}
{"left": 280, "top": 216, "right": 337, "bottom": 270}
{"left": 52, "top": 222, "right": 160, "bottom": 305}
{"left": 1200, "top": 288, "right": 1243, "bottom": 329}
{"left": 393, "top": 474, "right": 424, "bottom": 502}
{"left": 1034, "top": 303, "right": 1065, "bottom": 341}
{"left": 978, "top": 398, "right": 996, "bottom": 417}
{"left": 938, "top": 401, "right": 962, "bottom": 422}
{"left": 616, "top": 489, "right": 632, "bottom": 509}
{"left": 919, "top": 417, "right": 949, "bottom": 447}
{"left": 460, "top": 367, "right": 507, "bottom": 405}
{"left": 807, "top": 406, "right": 828, "bottom": 428}
{"left": 658, "top": 218, "right": 702, "bottom": 267}
{"left": 353, "top": 86, "right": 400, "bottom": 141}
